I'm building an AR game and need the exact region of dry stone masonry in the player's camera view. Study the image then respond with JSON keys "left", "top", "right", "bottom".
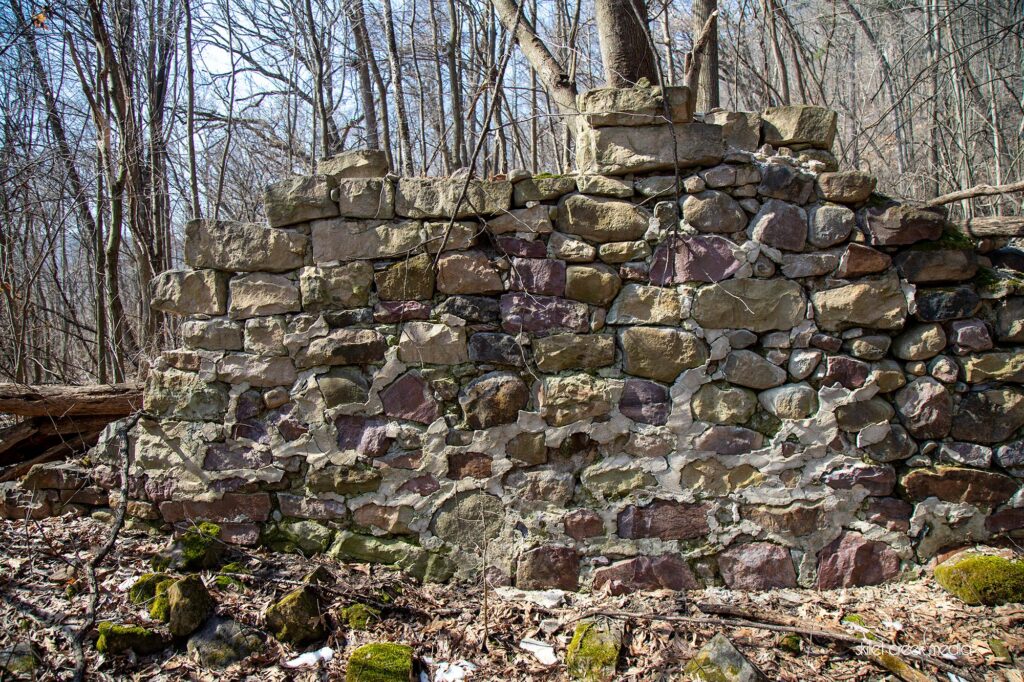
{"left": 14, "top": 84, "right": 1024, "bottom": 594}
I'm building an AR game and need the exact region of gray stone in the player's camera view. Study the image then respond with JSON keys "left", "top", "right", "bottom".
{"left": 748, "top": 199, "right": 807, "bottom": 251}
{"left": 265, "top": 175, "right": 337, "bottom": 227}
{"left": 333, "top": 179, "right": 395, "bottom": 219}
{"left": 318, "top": 149, "right": 389, "bottom": 178}
{"left": 692, "top": 382, "right": 757, "bottom": 424}
{"left": 895, "top": 377, "right": 952, "bottom": 439}
{"left": 299, "top": 263, "right": 373, "bottom": 311}
{"left": 761, "top": 105, "right": 837, "bottom": 148}
{"left": 145, "top": 368, "right": 229, "bottom": 421}
{"left": 577, "top": 85, "right": 693, "bottom": 126}
{"left": 704, "top": 110, "right": 762, "bottom": 151}
{"left": 311, "top": 219, "right": 422, "bottom": 261}
{"left": 294, "top": 329, "right": 387, "bottom": 368}
{"left": 895, "top": 249, "right": 978, "bottom": 284}
{"left": 893, "top": 323, "right": 946, "bottom": 361}
{"left": 576, "top": 122, "right": 725, "bottom": 175}
{"left": 396, "top": 178, "right": 511, "bottom": 218}
{"left": 684, "top": 633, "right": 767, "bottom": 681}
{"left": 217, "top": 354, "right": 297, "bottom": 388}
{"left": 816, "top": 170, "right": 876, "bottom": 204}
{"left": 758, "top": 383, "right": 817, "bottom": 419}
{"left": 181, "top": 319, "right": 243, "bottom": 351}
{"left": 722, "top": 351, "right": 786, "bottom": 389}
{"left": 807, "top": 202, "right": 855, "bottom": 247}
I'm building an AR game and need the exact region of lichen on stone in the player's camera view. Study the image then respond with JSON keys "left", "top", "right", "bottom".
{"left": 566, "top": 621, "right": 620, "bottom": 681}
{"left": 934, "top": 555, "right": 1024, "bottom": 605}
{"left": 345, "top": 642, "right": 414, "bottom": 682}
{"left": 214, "top": 561, "right": 250, "bottom": 590}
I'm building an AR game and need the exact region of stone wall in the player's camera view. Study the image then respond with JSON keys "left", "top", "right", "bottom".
{"left": 17, "top": 85, "right": 1024, "bottom": 593}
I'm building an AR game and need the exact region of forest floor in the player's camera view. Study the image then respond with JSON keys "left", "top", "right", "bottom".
{"left": 0, "top": 515, "right": 1021, "bottom": 681}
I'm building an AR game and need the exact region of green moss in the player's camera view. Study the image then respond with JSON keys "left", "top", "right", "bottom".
{"left": 778, "top": 634, "right": 802, "bottom": 654}
{"left": 149, "top": 579, "right": 174, "bottom": 622}
{"left": 152, "top": 522, "right": 223, "bottom": 572}
{"left": 345, "top": 643, "right": 414, "bottom": 682}
{"left": 531, "top": 172, "right": 562, "bottom": 179}
{"left": 911, "top": 223, "right": 975, "bottom": 251}
{"left": 934, "top": 555, "right": 1024, "bottom": 606}
{"left": 340, "top": 603, "right": 381, "bottom": 630}
{"left": 0, "top": 644, "right": 39, "bottom": 675}
{"left": 129, "top": 573, "right": 171, "bottom": 606}
{"left": 566, "top": 621, "right": 620, "bottom": 681}
{"left": 264, "top": 587, "right": 325, "bottom": 645}
{"left": 214, "top": 562, "right": 249, "bottom": 590}
{"left": 262, "top": 519, "right": 334, "bottom": 555}
{"left": 95, "top": 622, "right": 165, "bottom": 655}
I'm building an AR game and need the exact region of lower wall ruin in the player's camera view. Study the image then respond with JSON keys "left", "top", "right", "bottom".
{"left": 8, "top": 88, "right": 1024, "bottom": 593}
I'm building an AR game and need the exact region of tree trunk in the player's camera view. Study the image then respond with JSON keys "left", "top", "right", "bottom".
{"left": 694, "top": 0, "right": 719, "bottom": 110}
{"left": 595, "top": 0, "right": 659, "bottom": 88}
{"left": 350, "top": 0, "right": 380, "bottom": 151}
{"left": 381, "top": 0, "right": 414, "bottom": 174}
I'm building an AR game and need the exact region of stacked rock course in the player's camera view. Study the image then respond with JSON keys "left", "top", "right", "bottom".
{"left": 29, "top": 84, "right": 1024, "bottom": 593}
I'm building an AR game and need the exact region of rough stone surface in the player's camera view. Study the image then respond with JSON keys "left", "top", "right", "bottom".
{"left": 186, "top": 220, "right": 307, "bottom": 272}
{"left": 619, "top": 327, "right": 707, "bottom": 382}
{"left": 749, "top": 200, "right": 807, "bottom": 251}
{"left": 557, "top": 194, "right": 649, "bottom": 243}
{"left": 693, "top": 279, "right": 806, "bottom": 332}
{"left": 682, "top": 191, "right": 747, "bottom": 234}
{"left": 812, "top": 276, "right": 907, "bottom": 331}
{"left": 815, "top": 532, "right": 900, "bottom": 589}
{"left": 592, "top": 555, "right": 698, "bottom": 595}
{"left": 649, "top": 235, "right": 741, "bottom": 284}
{"left": 534, "top": 333, "right": 615, "bottom": 372}
{"left": 151, "top": 270, "right": 227, "bottom": 316}
{"left": 718, "top": 543, "right": 797, "bottom": 591}
{"left": 459, "top": 372, "right": 529, "bottom": 429}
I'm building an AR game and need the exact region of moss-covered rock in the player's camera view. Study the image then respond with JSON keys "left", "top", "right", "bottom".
{"left": 328, "top": 533, "right": 455, "bottom": 583}
{"left": 264, "top": 586, "right": 325, "bottom": 645}
{"left": 152, "top": 522, "right": 223, "bottom": 572}
{"left": 168, "top": 575, "right": 215, "bottom": 637}
{"left": 0, "top": 642, "right": 40, "bottom": 676}
{"left": 95, "top": 622, "right": 166, "bottom": 656}
{"left": 340, "top": 603, "right": 381, "bottom": 630}
{"left": 345, "top": 642, "right": 414, "bottom": 682}
{"left": 214, "top": 561, "right": 250, "bottom": 590}
{"left": 149, "top": 578, "right": 175, "bottom": 621}
{"left": 934, "top": 555, "right": 1024, "bottom": 605}
{"left": 128, "top": 572, "right": 171, "bottom": 606}
{"left": 778, "top": 634, "right": 801, "bottom": 654}
{"left": 566, "top": 621, "right": 620, "bottom": 681}
{"left": 262, "top": 519, "right": 335, "bottom": 555}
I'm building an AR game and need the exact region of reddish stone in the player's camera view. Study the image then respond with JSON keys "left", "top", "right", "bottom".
{"left": 269, "top": 405, "right": 308, "bottom": 441}
{"left": 381, "top": 372, "right": 440, "bottom": 424}
{"left": 860, "top": 204, "right": 945, "bottom": 246}
{"left": 515, "top": 546, "right": 579, "bottom": 591}
{"left": 214, "top": 523, "right": 261, "bottom": 545}
{"left": 617, "top": 500, "right": 711, "bottom": 540}
{"left": 497, "top": 236, "right": 547, "bottom": 258}
{"left": 447, "top": 452, "right": 492, "bottom": 479}
{"left": 563, "top": 509, "right": 604, "bottom": 539}
{"left": 717, "top": 542, "right": 798, "bottom": 591}
{"left": 895, "top": 377, "right": 952, "bottom": 439}
{"left": 815, "top": 531, "right": 901, "bottom": 588}
{"left": 509, "top": 258, "right": 566, "bottom": 296}
{"left": 950, "top": 319, "right": 993, "bottom": 353}
{"left": 335, "top": 415, "right": 392, "bottom": 456}
{"left": 398, "top": 475, "right": 440, "bottom": 496}
{"left": 159, "top": 492, "right": 273, "bottom": 524}
{"left": 353, "top": 503, "right": 414, "bottom": 534}
{"left": 619, "top": 262, "right": 649, "bottom": 281}
{"left": 863, "top": 497, "right": 912, "bottom": 532}
{"left": 835, "top": 243, "right": 892, "bottom": 278}
{"left": 741, "top": 503, "right": 826, "bottom": 536}
{"left": 618, "top": 379, "right": 670, "bottom": 426}
{"left": 810, "top": 333, "right": 843, "bottom": 353}
{"left": 824, "top": 463, "right": 896, "bottom": 496}
{"left": 650, "top": 235, "right": 741, "bottom": 285}
{"left": 986, "top": 508, "right": 1024, "bottom": 534}
{"left": 375, "top": 450, "right": 423, "bottom": 469}
{"left": 499, "top": 293, "right": 589, "bottom": 333}
{"left": 277, "top": 493, "right": 348, "bottom": 520}
{"left": 819, "top": 355, "right": 869, "bottom": 389}
{"left": 901, "top": 466, "right": 1018, "bottom": 506}
{"left": 459, "top": 372, "right": 529, "bottom": 429}
{"left": 58, "top": 487, "right": 111, "bottom": 506}
{"left": 592, "top": 555, "right": 699, "bottom": 595}
{"left": 373, "top": 300, "right": 431, "bottom": 323}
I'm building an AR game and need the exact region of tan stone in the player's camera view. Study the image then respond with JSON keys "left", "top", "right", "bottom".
{"left": 436, "top": 251, "right": 503, "bottom": 295}
{"left": 556, "top": 194, "right": 649, "bottom": 244}
{"left": 185, "top": 220, "right": 307, "bottom": 272}
{"left": 395, "top": 178, "right": 511, "bottom": 218}
{"left": 577, "top": 85, "right": 693, "bottom": 126}
{"left": 608, "top": 283, "right": 681, "bottom": 325}
{"left": 318, "top": 149, "right": 389, "bottom": 178}
{"left": 310, "top": 219, "right": 422, "bottom": 261}
{"left": 620, "top": 327, "right": 707, "bottom": 382}
{"left": 692, "top": 279, "right": 806, "bottom": 332}
{"left": 812, "top": 275, "right": 907, "bottom": 331}
{"left": 299, "top": 263, "right": 373, "bottom": 311}
{"left": 216, "top": 353, "right": 297, "bottom": 388}
{"left": 229, "top": 273, "right": 301, "bottom": 319}
{"left": 679, "top": 459, "right": 765, "bottom": 495}
{"left": 374, "top": 254, "right": 435, "bottom": 301}
{"left": 691, "top": 383, "right": 757, "bottom": 424}
{"left": 761, "top": 105, "right": 838, "bottom": 148}
{"left": 150, "top": 269, "right": 227, "bottom": 316}
{"left": 333, "top": 179, "right": 395, "bottom": 219}
{"left": 534, "top": 334, "right": 615, "bottom": 372}
{"left": 398, "top": 322, "right": 469, "bottom": 365}
{"left": 537, "top": 374, "right": 612, "bottom": 426}
{"left": 576, "top": 122, "right": 725, "bottom": 175}
{"left": 961, "top": 353, "right": 1024, "bottom": 383}
{"left": 565, "top": 264, "right": 621, "bottom": 305}
{"left": 264, "top": 175, "right": 337, "bottom": 227}
{"left": 487, "top": 205, "right": 552, "bottom": 235}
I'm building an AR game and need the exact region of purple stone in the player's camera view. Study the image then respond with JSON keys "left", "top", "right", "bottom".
{"left": 203, "top": 443, "right": 272, "bottom": 470}
{"left": 509, "top": 257, "right": 566, "bottom": 296}
{"left": 650, "top": 235, "right": 741, "bottom": 285}
{"left": 380, "top": 372, "right": 440, "bottom": 424}
{"left": 693, "top": 425, "right": 764, "bottom": 455}
{"left": 373, "top": 300, "right": 431, "bottom": 323}
{"left": 497, "top": 236, "right": 547, "bottom": 258}
{"left": 618, "top": 379, "right": 670, "bottom": 425}
{"left": 820, "top": 355, "right": 869, "bottom": 388}
{"left": 500, "top": 293, "right": 589, "bottom": 333}
{"left": 335, "top": 415, "right": 392, "bottom": 456}
{"left": 277, "top": 493, "right": 348, "bottom": 520}
{"left": 824, "top": 462, "right": 896, "bottom": 496}
{"left": 268, "top": 404, "right": 308, "bottom": 441}
{"left": 950, "top": 318, "right": 993, "bottom": 353}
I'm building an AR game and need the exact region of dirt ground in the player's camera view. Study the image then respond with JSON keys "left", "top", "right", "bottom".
{"left": 0, "top": 515, "right": 1021, "bottom": 681}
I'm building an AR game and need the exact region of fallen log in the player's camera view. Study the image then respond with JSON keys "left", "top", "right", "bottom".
{"left": 960, "top": 216, "right": 1024, "bottom": 238}
{"left": 0, "top": 415, "right": 111, "bottom": 471}
{"left": 0, "top": 383, "right": 141, "bottom": 418}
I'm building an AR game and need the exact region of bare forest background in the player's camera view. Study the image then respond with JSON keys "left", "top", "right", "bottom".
{"left": 0, "top": 0, "right": 1021, "bottom": 385}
